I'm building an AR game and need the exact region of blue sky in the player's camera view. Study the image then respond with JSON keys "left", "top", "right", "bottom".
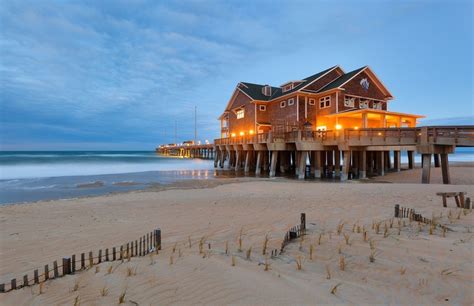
{"left": 0, "top": 0, "right": 472, "bottom": 150}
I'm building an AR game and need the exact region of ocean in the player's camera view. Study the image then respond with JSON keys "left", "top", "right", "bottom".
{"left": 0, "top": 149, "right": 472, "bottom": 205}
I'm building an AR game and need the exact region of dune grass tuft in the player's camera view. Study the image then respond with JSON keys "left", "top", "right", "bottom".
{"left": 326, "top": 265, "right": 331, "bottom": 279}
{"left": 73, "top": 279, "right": 80, "bottom": 292}
{"left": 339, "top": 256, "right": 345, "bottom": 271}
{"left": 95, "top": 266, "right": 100, "bottom": 274}
{"left": 318, "top": 233, "right": 322, "bottom": 245}
{"left": 337, "top": 222, "right": 345, "bottom": 235}
{"left": 343, "top": 233, "right": 350, "bottom": 245}
{"left": 231, "top": 255, "right": 236, "bottom": 267}
{"left": 246, "top": 246, "right": 252, "bottom": 260}
{"left": 238, "top": 227, "right": 244, "bottom": 252}
{"left": 225, "top": 241, "right": 229, "bottom": 255}
{"left": 262, "top": 234, "right": 269, "bottom": 255}
{"left": 38, "top": 282, "right": 44, "bottom": 295}
{"left": 331, "top": 283, "right": 341, "bottom": 295}
{"left": 100, "top": 286, "right": 109, "bottom": 297}
{"left": 169, "top": 255, "right": 174, "bottom": 265}
{"left": 309, "top": 244, "right": 314, "bottom": 261}
{"left": 188, "top": 236, "right": 192, "bottom": 248}
{"left": 295, "top": 256, "right": 303, "bottom": 270}
{"left": 264, "top": 256, "right": 270, "bottom": 271}
{"left": 126, "top": 266, "right": 137, "bottom": 277}
{"left": 118, "top": 289, "right": 127, "bottom": 304}
{"left": 400, "top": 266, "right": 406, "bottom": 275}
{"left": 73, "top": 295, "right": 80, "bottom": 306}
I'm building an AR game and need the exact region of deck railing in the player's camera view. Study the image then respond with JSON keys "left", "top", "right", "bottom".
{"left": 212, "top": 126, "right": 474, "bottom": 147}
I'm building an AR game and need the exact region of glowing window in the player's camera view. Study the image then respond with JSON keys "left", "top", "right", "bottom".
{"left": 236, "top": 109, "right": 245, "bottom": 119}
{"left": 319, "top": 96, "right": 331, "bottom": 109}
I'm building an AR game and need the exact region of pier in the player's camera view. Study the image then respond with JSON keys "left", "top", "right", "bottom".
{"left": 157, "top": 143, "right": 215, "bottom": 159}
{"left": 210, "top": 126, "right": 473, "bottom": 184}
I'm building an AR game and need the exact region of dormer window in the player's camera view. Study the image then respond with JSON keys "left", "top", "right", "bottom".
{"left": 262, "top": 85, "right": 272, "bottom": 97}
{"left": 282, "top": 84, "right": 293, "bottom": 92}
{"left": 236, "top": 109, "right": 245, "bottom": 119}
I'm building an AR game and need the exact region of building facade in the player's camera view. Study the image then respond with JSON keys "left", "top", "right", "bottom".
{"left": 218, "top": 65, "right": 423, "bottom": 138}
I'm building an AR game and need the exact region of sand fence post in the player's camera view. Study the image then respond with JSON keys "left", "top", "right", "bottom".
{"left": 120, "top": 246, "right": 123, "bottom": 261}
{"left": 0, "top": 283, "right": 4, "bottom": 293}
{"left": 62, "top": 257, "right": 71, "bottom": 276}
{"left": 89, "top": 251, "right": 93, "bottom": 268}
{"left": 113, "top": 247, "right": 116, "bottom": 261}
{"left": 394, "top": 204, "right": 400, "bottom": 218}
{"left": 135, "top": 240, "right": 138, "bottom": 256}
{"left": 44, "top": 265, "right": 49, "bottom": 280}
{"left": 81, "top": 253, "right": 85, "bottom": 269}
{"left": 53, "top": 261, "right": 59, "bottom": 278}
{"left": 71, "top": 255, "right": 76, "bottom": 274}
{"left": 34, "top": 269, "right": 39, "bottom": 284}
{"left": 155, "top": 228, "right": 162, "bottom": 250}
{"left": 23, "top": 274, "right": 28, "bottom": 287}
{"left": 11, "top": 279, "right": 16, "bottom": 290}
{"left": 98, "top": 249, "right": 102, "bottom": 263}
{"left": 139, "top": 238, "right": 142, "bottom": 256}
{"left": 301, "top": 213, "right": 306, "bottom": 233}
{"left": 106, "top": 248, "right": 109, "bottom": 261}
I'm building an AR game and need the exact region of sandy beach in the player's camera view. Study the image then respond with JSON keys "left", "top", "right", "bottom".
{"left": 0, "top": 167, "right": 473, "bottom": 305}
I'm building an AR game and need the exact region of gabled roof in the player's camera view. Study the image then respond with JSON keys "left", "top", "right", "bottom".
{"left": 317, "top": 66, "right": 367, "bottom": 92}
{"left": 239, "top": 65, "right": 341, "bottom": 101}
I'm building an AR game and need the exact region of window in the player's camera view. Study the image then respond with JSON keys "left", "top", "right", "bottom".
{"left": 288, "top": 98, "right": 294, "bottom": 106}
{"left": 373, "top": 101, "right": 382, "bottom": 110}
{"left": 319, "top": 96, "right": 331, "bottom": 109}
{"left": 359, "top": 99, "right": 369, "bottom": 109}
{"left": 280, "top": 101, "right": 286, "bottom": 108}
{"left": 309, "top": 98, "right": 316, "bottom": 106}
{"left": 344, "top": 96, "right": 355, "bottom": 107}
{"left": 282, "top": 84, "right": 293, "bottom": 92}
{"left": 236, "top": 109, "right": 245, "bottom": 119}
{"left": 259, "top": 105, "right": 266, "bottom": 111}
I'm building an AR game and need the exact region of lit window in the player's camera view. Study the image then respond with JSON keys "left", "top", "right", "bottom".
{"left": 319, "top": 96, "right": 331, "bottom": 109}
{"left": 280, "top": 101, "right": 286, "bottom": 108}
{"left": 359, "top": 99, "right": 369, "bottom": 109}
{"left": 309, "top": 98, "right": 316, "bottom": 106}
{"left": 259, "top": 105, "right": 266, "bottom": 111}
{"left": 344, "top": 96, "right": 355, "bottom": 107}
{"left": 288, "top": 98, "right": 294, "bottom": 106}
{"left": 236, "top": 109, "right": 245, "bottom": 119}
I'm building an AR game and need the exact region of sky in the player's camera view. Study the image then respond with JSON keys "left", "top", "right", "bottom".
{"left": 0, "top": 0, "right": 472, "bottom": 150}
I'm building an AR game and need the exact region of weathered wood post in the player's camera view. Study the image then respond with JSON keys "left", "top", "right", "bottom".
{"left": 120, "top": 246, "right": 123, "bottom": 260}
{"left": 113, "top": 247, "right": 116, "bottom": 261}
{"left": 81, "top": 253, "right": 85, "bottom": 269}
{"left": 98, "top": 249, "right": 102, "bottom": 263}
{"left": 135, "top": 240, "right": 138, "bottom": 256}
{"left": 71, "top": 254, "right": 76, "bottom": 274}
{"left": 0, "top": 283, "right": 4, "bottom": 293}
{"left": 34, "top": 269, "right": 39, "bottom": 284}
{"left": 300, "top": 213, "right": 306, "bottom": 232}
{"left": 23, "top": 275, "right": 28, "bottom": 287}
{"left": 44, "top": 265, "right": 49, "bottom": 280}
{"left": 105, "top": 248, "right": 109, "bottom": 261}
{"left": 62, "top": 257, "right": 71, "bottom": 275}
{"left": 155, "top": 228, "right": 162, "bottom": 250}
{"left": 89, "top": 251, "right": 93, "bottom": 268}
{"left": 395, "top": 204, "right": 400, "bottom": 218}
{"left": 11, "top": 279, "right": 16, "bottom": 290}
{"left": 139, "top": 237, "right": 142, "bottom": 256}
{"left": 53, "top": 261, "right": 59, "bottom": 278}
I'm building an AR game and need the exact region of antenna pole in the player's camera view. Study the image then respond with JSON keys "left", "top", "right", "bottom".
{"left": 194, "top": 106, "right": 197, "bottom": 144}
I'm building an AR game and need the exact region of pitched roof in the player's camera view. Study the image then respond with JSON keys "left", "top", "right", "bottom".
{"left": 239, "top": 65, "right": 340, "bottom": 101}
{"left": 317, "top": 66, "right": 367, "bottom": 92}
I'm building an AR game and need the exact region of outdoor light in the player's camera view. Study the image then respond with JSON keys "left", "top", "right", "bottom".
{"left": 354, "top": 126, "right": 359, "bottom": 130}
{"left": 205, "top": 139, "right": 209, "bottom": 144}
{"left": 249, "top": 130, "right": 254, "bottom": 135}
{"left": 198, "top": 141, "right": 201, "bottom": 145}
{"left": 378, "top": 132, "right": 382, "bottom": 136}
{"left": 231, "top": 133, "right": 236, "bottom": 137}
{"left": 239, "top": 131, "right": 244, "bottom": 136}
{"left": 336, "top": 124, "right": 342, "bottom": 130}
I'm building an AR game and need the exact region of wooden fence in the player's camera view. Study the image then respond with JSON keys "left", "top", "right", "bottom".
{"left": 394, "top": 205, "right": 448, "bottom": 230}
{"left": 0, "top": 228, "right": 161, "bottom": 293}
{"left": 280, "top": 213, "right": 306, "bottom": 253}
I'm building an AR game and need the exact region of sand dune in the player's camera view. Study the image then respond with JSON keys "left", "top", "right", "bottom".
{"left": 0, "top": 173, "right": 473, "bottom": 305}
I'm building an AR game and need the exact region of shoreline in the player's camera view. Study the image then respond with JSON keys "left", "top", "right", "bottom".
{"left": 0, "top": 162, "right": 473, "bottom": 206}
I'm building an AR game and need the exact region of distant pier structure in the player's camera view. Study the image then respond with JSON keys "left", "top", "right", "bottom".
{"left": 156, "top": 141, "right": 215, "bottom": 160}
